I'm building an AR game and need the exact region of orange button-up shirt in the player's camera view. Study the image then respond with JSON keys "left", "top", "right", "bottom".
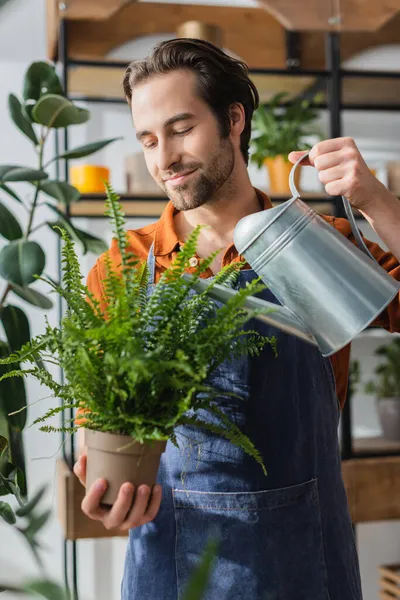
{"left": 86, "top": 189, "right": 400, "bottom": 409}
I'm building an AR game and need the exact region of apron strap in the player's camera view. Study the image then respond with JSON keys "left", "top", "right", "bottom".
{"left": 147, "top": 241, "right": 156, "bottom": 285}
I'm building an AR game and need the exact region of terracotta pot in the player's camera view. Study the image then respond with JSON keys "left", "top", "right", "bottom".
{"left": 85, "top": 429, "right": 167, "bottom": 506}
{"left": 376, "top": 397, "right": 400, "bottom": 441}
{"left": 264, "top": 155, "right": 301, "bottom": 194}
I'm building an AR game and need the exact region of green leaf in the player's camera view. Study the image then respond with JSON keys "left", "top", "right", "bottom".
{"left": 0, "top": 305, "right": 31, "bottom": 353}
{"left": 73, "top": 228, "right": 108, "bottom": 255}
{"left": 40, "top": 180, "right": 80, "bottom": 205}
{"left": 182, "top": 538, "right": 219, "bottom": 600}
{"left": 0, "top": 500, "right": 16, "bottom": 524}
{"left": 0, "top": 342, "right": 27, "bottom": 432}
{"left": 16, "top": 485, "right": 46, "bottom": 517}
{"left": 0, "top": 460, "right": 24, "bottom": 498}
{"left": 51, "top": 137, "right": 122, "bottom": 162}
{"left": 10, "top": 283, "right": 53, "bottom": 309}
{"left": 0, "top": 240, "right": 46, "bottom": 287}
{"left": 48, "top": 218, "right": 107, "bottom": 256}
{"left": 24, "top": 580, "right": 70, "bottom": 600}
{"left": 23, "top": 61, "right": 63, "bottom": 102}
{"left": 0, "top": 435, "right": 7, "bottom": 457}
{"left": 32, "top": 95, "right": 90, "bottom": 129}
{"left": 0, "top": 183, "right": 23, "bottom": 204}
{"left": 0, "top": 165, "right": 47, "bottom": 183}
{"left": 0, "top": 200, "right": 23, "bottom": 240}
{"left": 8, "top": 94, "right": 39, "bottom": 146}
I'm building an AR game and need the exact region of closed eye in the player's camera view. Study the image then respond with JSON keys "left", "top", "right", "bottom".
{"left": 174, "top": 127, "right": 193, "bottom": 136}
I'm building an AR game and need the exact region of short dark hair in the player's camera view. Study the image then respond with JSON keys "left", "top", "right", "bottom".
{"left": 123, "top": 38, "right": 259, "bottom": 165}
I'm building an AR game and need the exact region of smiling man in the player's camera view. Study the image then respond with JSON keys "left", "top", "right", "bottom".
{"left": 74, "top": 39, "right": 400, "bottom": 600}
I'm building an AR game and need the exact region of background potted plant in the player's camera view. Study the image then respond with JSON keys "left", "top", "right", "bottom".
{"left": 0, "top": 60, "right": 119, "bottom": 497}
{"left": 0, "top": 184, "right": 276, "bottom": 506}
{"left": 250, "top": 91, "right": 322, "bottom": 194}
{"left": 365, "top": 338, "right": 400, "bottom": 441}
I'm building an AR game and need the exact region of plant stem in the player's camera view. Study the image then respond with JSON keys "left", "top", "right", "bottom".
{"left": 25, "top": 131, "right": 46, "bottom": 240}
{"left": 0, "top": 283, "right": 12, "bottom": 311}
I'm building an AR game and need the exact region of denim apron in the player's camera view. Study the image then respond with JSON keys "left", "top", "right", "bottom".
{"left": 122, "top": 243, "right": 363, "bottom": 600}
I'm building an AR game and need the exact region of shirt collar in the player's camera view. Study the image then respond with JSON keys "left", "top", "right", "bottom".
{"left": 153, "top": 188, "right": 272, "bottom": 257}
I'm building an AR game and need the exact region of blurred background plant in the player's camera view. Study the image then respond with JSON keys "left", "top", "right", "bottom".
{"left": 250, "top": 91, "right": 324, "bottom": 193}
{"left": 0, "top": 60, "right": 120, "bottom": 498}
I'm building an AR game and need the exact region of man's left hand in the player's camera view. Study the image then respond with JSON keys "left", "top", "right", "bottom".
{"left": 288, "top": 137, "right": 385, "bottom": 212}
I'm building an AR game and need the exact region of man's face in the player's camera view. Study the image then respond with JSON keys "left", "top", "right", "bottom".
{"left": 131, "top": 69, "right": 235, "bottom": 211}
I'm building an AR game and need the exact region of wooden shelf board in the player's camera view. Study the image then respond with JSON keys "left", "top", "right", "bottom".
{"left": 353, "top": 436, "right": 400, "bottom": 456}
{"left": 68, "top": 64, "right": 400, "bottom": 110}
{"left": 341, "top": 455, "right": 400, "bottom": 523}
{"left": 66, "top": 192, "right": 337, "bottom": 218}
{"left": 258, "top": 0, "right": 399, "bottom": 32}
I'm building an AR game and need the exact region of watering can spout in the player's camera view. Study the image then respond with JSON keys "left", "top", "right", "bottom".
{"left": 182, "top": 274, "right": 318, "bottom": 348}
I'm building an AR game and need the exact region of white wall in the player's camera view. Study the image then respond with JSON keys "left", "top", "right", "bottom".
{"left": 0, "top": 1, "right": 400, "bottom": 599}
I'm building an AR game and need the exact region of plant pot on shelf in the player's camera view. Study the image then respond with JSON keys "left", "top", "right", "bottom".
{"left": 264, "top": 155, "right": 301, "bottom": 195}
{"left": 85, "top": 428, "right": 167, "bottom": 506}
{"left": 70, "top": 164, "right": 110, "bottom": 193}
{"left": 376, "top": 397, "right": 400, "bottom": 441}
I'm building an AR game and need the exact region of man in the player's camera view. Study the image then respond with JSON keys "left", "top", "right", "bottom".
{"left": 74, "top": 39, "right": 400, "bottom": 599}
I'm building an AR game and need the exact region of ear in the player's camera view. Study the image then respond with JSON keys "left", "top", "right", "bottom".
{"left": 228, "top": 103, "right": 245, "bottom": 138}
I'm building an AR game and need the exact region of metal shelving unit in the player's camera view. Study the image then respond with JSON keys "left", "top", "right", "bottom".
{"left": 55, "top": 16, "right": 400, "bottom": 599}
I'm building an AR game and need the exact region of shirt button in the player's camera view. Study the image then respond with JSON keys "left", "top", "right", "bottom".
{"left": 189, "top": 257, "right": 198, "bottom": 267}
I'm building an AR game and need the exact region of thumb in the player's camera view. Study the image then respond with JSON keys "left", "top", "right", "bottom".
{"left": 288, "top": 151, "right": 312, "bottom": 166}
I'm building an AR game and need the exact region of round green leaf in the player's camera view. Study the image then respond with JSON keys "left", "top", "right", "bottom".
{"left": 8, "top": 94, "right": 38, "bottom": 146}
{"left": 10, "top": 283, "right": 53, "bottom": 309}
{"left": 0, "top": 501, "right": 16, "bottom": 524}
{"left": 0, "top": 201, "right": 23, "bottom": 241}
{"left": 0, "top": 165, "right": 47, "bottom": 183}
{"left": 0, "top": 240, "right": 46, "bottom": 287}
{"left": 32, "top": 95, "right": 90, "bottom": 129}
{"left": 0, "top": 305, "right": 30, "bottom": 353}
{"left": 40, "top": 180, "right": 80, "bottom": 205}
{"left": 23, "top": 61, "right": 63, "bottom": 102}
{"left": 53, "top": 137, "right": 122, "bottom": 161}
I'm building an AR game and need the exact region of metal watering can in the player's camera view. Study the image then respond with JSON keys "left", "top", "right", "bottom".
{"left": 187, "top": 153, "right": 399, "bottom": 357}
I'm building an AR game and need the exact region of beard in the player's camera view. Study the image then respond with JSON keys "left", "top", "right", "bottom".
{"left": 159, "top": 137, "right": 235, "bottom": 211}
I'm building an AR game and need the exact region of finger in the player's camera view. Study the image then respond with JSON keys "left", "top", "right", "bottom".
{"left": 313, "top": 149, "right": 343, "bottom": 172}
{"left": 120, "top": 485, "right": 161, "bottom": 531}
{"left": 73, "top": 453, "right": 87, "bottom": 487}
{"left": 143, "top": 485, "right": 163, "bottom": 522}
{"left": 318, "top": 164, "right": 347, "bottom": 186}
{"left": 103, "top": 483, "right": 136, "bottom": 530}
{"left": 288, "top": 151, "right": 311, "bottom": 166}
{"left": 81, "top": 479, "right": 109, "bottom": 520}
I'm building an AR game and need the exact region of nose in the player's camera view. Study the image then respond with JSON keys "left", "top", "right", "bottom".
{"left": 156, "top": 138, "right": 181, "bottom": 173}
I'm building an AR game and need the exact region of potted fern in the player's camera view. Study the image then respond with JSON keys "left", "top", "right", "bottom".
{"left": 365, "top": 338, "right": 400, "bottom": 441}
{"left": 250, "top": 91, "right": 322, "bottom": 194}
{"left": 0, "top": 184, "right": 275, "bottom": 506}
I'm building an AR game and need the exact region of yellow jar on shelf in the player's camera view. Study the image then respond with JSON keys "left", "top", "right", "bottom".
{"left": 70, "top": 165, "right": 110, "bottom": 194}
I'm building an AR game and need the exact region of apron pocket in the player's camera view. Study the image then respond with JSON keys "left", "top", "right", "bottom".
{"left": 173, "top": 478, "right": 330, "bottom": 600}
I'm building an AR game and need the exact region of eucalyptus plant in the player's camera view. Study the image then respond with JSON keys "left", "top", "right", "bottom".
{"left": 250, "top": 91, "right": 322, "bottom": 167}
{"left": 0, "top": 184, "right": 276, "bottom": 475}
{"left": 0, "top": 60, "right": 120, "bottom": 496}
{"left": 365, "top": 338, "right": 400, "bottom": 399}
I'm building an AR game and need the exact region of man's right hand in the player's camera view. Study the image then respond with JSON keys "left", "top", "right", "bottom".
{"left": 73, "top": 453, "right": 163, "bottom": 532}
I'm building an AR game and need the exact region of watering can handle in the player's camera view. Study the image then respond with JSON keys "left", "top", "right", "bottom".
{"left": 289, "top": 151, "right": 376, "bottom": 261}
